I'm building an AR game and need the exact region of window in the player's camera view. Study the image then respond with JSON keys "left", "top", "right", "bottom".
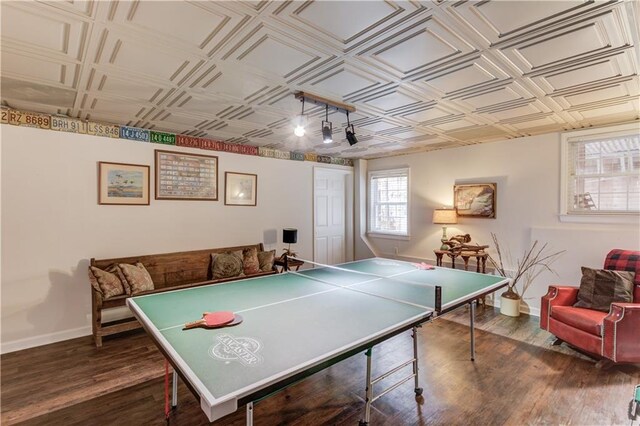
{"left": 368, "top": 168, "right": 409, "bottom": 237}
{"left": 561, "top": 124, "right": 639, "bottom": 218}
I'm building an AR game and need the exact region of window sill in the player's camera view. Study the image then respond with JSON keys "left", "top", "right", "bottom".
{"left": 366, "top": 232, "right": 411, "bottom": 241}
{"left": 558, "top": 214, "right": 640, "bottom": 225}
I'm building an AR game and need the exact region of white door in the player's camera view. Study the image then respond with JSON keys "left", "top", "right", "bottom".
{"left": 314, "top": 167, "right": 350, "bottom": 265}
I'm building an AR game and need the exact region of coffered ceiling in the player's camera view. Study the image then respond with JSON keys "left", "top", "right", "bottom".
{"left": 1, "top": 0, "right": 639, "bottom": 159}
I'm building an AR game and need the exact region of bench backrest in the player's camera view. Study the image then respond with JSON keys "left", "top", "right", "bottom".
{"left": 91, "top": 243, "right": 266, "bottom": 290}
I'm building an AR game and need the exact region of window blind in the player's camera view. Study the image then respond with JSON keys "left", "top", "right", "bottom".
{"left": 567, "top": 133, "right": 639, "bottom": 214}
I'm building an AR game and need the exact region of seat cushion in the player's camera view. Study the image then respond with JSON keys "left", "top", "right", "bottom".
{"left": 551, "top": 305, "right": 608, "bottom": 336}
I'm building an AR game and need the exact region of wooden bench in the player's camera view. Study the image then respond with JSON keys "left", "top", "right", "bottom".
{"left": 90, "top": 243, "right": 276, "bottom": 347}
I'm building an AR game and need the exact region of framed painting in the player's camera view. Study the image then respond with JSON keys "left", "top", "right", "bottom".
{"left": 98, "top": 162, "right": 150, "bottom": 205}
{"left": 155, "top": 150, "right": 218, "bottom": 201}
{"left": 454, "top": 183, "right": 497, "bottom": 218}
{"left": 225, "top": 172, "right": 257, "bottom": 206}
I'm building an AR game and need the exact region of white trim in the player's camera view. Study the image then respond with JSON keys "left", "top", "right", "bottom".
{"left": 1, "top": 325, "right": 91, "bottom": 354}
{"left": 366, "top": 232, "right": 411, "bottom": 240}
{"left": 558, "top": 214, "right": 639, "bottom": 224}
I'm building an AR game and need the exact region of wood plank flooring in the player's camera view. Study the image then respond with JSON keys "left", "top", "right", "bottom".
{"left": 2, "top": 306, "right": 638, "bottom": 425}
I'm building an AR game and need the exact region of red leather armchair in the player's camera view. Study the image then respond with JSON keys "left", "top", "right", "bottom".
{"left": 541, "top": 249, "right": 640, "bottom": 364}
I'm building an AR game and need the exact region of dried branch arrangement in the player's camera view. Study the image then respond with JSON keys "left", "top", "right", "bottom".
{"left": 488, "top": 233, "right": 565, "bottom": 300}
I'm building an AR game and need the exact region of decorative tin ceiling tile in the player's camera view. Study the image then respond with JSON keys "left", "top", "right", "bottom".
{"left": 0, "top": 0, "right": 637, "bottom": 158}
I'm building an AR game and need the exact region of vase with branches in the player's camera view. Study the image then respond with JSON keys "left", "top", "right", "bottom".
{"left": 488, "top": 233, "right": 565, "bottom": 316}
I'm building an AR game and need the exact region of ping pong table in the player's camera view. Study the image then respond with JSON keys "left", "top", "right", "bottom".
{"left": 127, "top": 257, "right": 509, "bottom": 424}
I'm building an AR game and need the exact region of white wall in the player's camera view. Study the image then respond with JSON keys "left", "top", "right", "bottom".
{"left": 0, "top": 125, "right": 351, "bottom": 352}
{"left": 366, "top": 132, "right": 639, "bottom": 315}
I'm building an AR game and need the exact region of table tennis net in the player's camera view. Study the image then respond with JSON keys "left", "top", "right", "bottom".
{"left": 287, "top": 257, "right": 442, "bottom": 312}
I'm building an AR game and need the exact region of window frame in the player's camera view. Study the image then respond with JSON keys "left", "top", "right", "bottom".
{"left": 367, "top": 167, "right": 411, "bottom": 239}
{"left": 560, "top": 122, "right": 639, "bottom": 224}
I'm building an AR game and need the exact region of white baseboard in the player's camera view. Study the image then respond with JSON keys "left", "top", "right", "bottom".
{"left": 1, "top": 325, "right": 92, "bottom": 354}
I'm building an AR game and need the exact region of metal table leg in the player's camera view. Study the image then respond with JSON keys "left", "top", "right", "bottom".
{"left": 470, "top": 300, "right": 476, "bottom": 361}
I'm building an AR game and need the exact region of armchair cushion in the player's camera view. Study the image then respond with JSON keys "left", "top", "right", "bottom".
{"left": 550, "top": 305, "right": 607, "bottom": 336}
{"left": 574, "top": 267, "right": 635, "bottom": 311}
{"left": 604, "top": 249, "right": 640, "bottom": 302}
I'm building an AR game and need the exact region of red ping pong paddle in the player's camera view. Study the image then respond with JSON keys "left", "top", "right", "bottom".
{"left": 184, "top": 311, "right": 235, "bottom": 329}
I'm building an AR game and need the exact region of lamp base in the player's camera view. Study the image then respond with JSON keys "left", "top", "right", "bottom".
{"left": 440, "top": 226, "right": 449, "bottom": 250}
{"left": 283, "top": 248, "right": 297, "bottom": 257}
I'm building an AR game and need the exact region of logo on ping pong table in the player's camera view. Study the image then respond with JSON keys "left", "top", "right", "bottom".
{"left": 209, "top": 333, "right": 263, "bottom": 366}
{"left": 372, "top": 260, "right": 401, "bottom": 267}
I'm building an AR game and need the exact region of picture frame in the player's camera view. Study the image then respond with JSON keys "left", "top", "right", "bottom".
{"left": 454, "top": 183, "right": 497, "bottom": 218}
{"left": 155, "top": 150, "right": 218, "bottom": 201}
{"left": 98, "top": 162, "right": 150, "bottom": 205}
{"left": 225, "top": 172, "right": 257, "bottom": 206}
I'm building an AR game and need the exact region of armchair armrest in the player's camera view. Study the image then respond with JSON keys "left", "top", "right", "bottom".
{"left": 602, "top": 302, "right": 640, "bottom": 363}
{"left": 540, "top": 285, "right": 580, "bottom": 330}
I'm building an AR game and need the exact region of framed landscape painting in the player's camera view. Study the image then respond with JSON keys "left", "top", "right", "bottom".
{"left": 98, "top": 162, "right": 150, "bottom": 205}
{"left": 225, "top": 172, "right": 257, "bottom": 206}
{"left": 454, "top": 183, "right": 496, "bottom": 218}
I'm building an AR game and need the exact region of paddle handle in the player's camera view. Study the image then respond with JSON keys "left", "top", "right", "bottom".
{"left": 184, "top": 319, "right": 204, "bottom": 329}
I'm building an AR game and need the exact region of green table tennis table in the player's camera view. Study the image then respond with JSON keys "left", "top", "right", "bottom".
{"left": 127, "top": 257, "right": 509, "bottom": 425}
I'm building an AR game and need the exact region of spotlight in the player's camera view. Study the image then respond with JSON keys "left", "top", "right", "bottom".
{"left": 345, "top": 124, "right": 358, "bottom": 145}
{"left": 293, "top": 97, "right": 307, "bottom": 137}
{"left": 345, "top": 111, "right": 358, "bottom": 146}
{"left": 322, "top": 105, "right": 333, "bottom": 143}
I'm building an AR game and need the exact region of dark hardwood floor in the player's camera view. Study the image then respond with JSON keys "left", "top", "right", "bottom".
{"left": 2, "top": 306, "right": 638, "bottom": 425}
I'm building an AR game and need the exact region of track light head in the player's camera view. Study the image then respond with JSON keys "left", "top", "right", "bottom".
{"left": 345, "top": 124, "right": 358, "bottom": 146}
{"left": 322, "top": 121, "right": 333, "bottom": 143}
{"left": 293, "top": 98, "right": 307, "bottom": 137}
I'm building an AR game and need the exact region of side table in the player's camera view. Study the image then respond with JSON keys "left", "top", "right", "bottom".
{"left": 274, "top": 256, "right": 304, "bottom": 273}
{"left": 434, "top": 250, "right": 487, "bottom": 273}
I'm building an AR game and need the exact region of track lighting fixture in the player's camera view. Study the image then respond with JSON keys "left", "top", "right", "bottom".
{"left": 293, "top": 91, "right": 356, "bottom": 145}
{"left": 345, "top": 111, "right": 358, "bottom": 146}
{"left": 293, "top": 97, "right": 307, "bottom": 137}
{"left": 322, "top": 105, "right": 333, "bottom": 143}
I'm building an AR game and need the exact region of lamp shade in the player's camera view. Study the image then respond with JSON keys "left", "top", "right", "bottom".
{"left": 432, "top": 209, "right": 457, "bottom": 224}
{"left": 283, "top": 228, "right": 298, "bottom": 244}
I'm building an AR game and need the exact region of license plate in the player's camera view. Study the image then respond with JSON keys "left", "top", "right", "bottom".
{"left": 8, "top": 110, "right": 51, "bottom": 129}
{"left": 87, "top": 122, "right": 120, "bottom": 138}
{"left": 51, "top": 116, "right": 87, "bottom": 134}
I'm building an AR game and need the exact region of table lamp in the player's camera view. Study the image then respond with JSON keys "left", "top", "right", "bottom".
{"left": 432, "top": 209, "right": 457, "bottom": 250}
{"left": 283, "top": 228, "right": 298, "bottom": 257}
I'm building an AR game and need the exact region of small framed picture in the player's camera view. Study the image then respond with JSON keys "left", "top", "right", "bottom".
{"left": 98, "top": 162, "right": 150, "bottom": 205}
{"left": 454, "top": 183, "right": 496, "bottom": 218}
{"left": 225, "top": 172, "right": 257, "bottom": 206}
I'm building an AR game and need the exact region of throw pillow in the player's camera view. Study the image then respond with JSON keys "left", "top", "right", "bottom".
{"left": 89, "top": 265, "right": 126, "bottom": 298}
{"left": 258, "top": 249, "right": 276, "bottom": 272}
{"left": 211, "top": 251, "right": 243, "bottom": 279}
{"left": 243, "top": 247, "right": 260, "bottom": 275}
{"left": 574, "top": 267, "right": 635, "bottom": 312}
{"left": 117, "top": 262, "right": 155, "bottom": 294}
